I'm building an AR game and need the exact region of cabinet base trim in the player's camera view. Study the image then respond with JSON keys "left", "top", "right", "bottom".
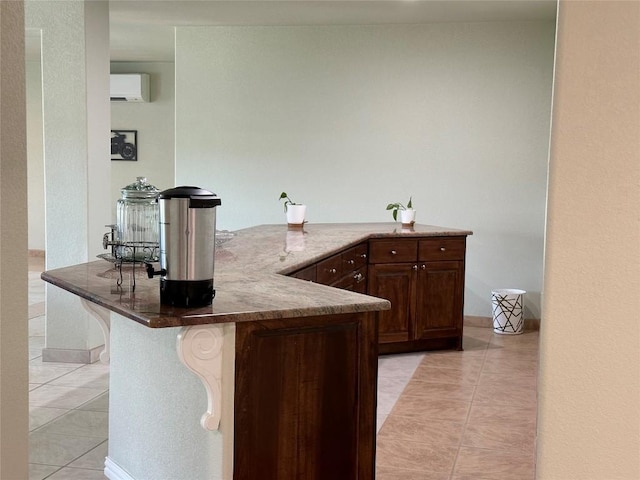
{"left": 379, "top": 335, "right": 462, "bottom": 354}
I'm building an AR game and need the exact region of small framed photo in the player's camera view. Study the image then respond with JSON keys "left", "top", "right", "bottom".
{"left": 111, "top": 130, "right": 138, "bottom": 161}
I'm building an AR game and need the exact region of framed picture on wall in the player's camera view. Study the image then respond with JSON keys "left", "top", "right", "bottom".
{"left": 111, "top": 130, "right": 137, "bottom": 161}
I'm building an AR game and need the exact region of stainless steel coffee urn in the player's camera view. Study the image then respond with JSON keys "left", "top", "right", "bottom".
{"left": 146, "top": 186, "right": 222, "bottom": 307}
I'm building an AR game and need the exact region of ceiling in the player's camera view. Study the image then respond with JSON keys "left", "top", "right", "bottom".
{"left": 110, "top": 0, "right": 557, "bottom": 62}
{"left": 26, "top": 1, "right": 557, "bottom": 62}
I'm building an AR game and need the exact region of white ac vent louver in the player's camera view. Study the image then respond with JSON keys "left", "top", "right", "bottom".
{"left": 110, "top": 74, "right": 149, "bottom": 102}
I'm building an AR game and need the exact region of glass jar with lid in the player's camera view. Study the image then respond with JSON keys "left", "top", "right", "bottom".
{"left": 116, "top": 176, "right": 160, "bottom": 261}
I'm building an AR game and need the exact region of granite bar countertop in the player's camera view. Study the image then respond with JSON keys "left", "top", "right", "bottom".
{"left": 41, "top": 223, "right": 472, "bottom": 328}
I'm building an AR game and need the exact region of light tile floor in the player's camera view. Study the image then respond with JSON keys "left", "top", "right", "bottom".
{"left": 28, "top": 257, "right": 109, "bottom": 480}
{"left": 28, "top": 257, "right": 538, "bottom": 480}
{"left": 376, "top": 328, "right": 538, "bottom": 480}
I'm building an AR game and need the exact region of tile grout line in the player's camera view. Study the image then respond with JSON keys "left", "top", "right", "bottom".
{"left": 39, "top": 465, "right": 64, "bottom": 480}
{"left": 448, "top": 335, "right": 491, "bottom": 480}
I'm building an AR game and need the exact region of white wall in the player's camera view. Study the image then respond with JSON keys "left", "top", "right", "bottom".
{"left": 27, "top": 61, "right": 176, "bottom": 247}
{"left": 0, "top": 2, "right": 28, "bottom": 476}
{"left": 110, "top": 62, "right": 175, "bottom": 221}
{"left": 537, "top": 1, "right": 640, "bottom": 478}
{"left": 26, "top": 0, "right": 110, "bottom": 362}
{"left": 26, "top": 58, "right": 45, "bottom": 251}
{"left": 174, "top": 22, "right": 555, "bottom": 318}
{"left": 109, "top": 316, "right": 225, "bottom": 480}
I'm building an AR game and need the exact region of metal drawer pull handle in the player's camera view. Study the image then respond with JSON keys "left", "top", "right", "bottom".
{"left": 391, "top": 250, "right": 397, "bottom": 255}
{"left": 421, "top": 264, "right": 426, "bottom": 270}
{"left": 354, "top": 273, "right": 364, "bottom": 282}
{"left": 440, "top": 247, "right": 446, "bottom": 251}
{"left": 329, "top": 268, "right": 337, "bottom": 274}
{"left": 360, "top": 253, "right": 367, "bottom": 259}
{"left": 347, "top": 259, "right": 355, "bottom": 265}
{"left": 412, "top": 265, "right": 418, "bottom": 270}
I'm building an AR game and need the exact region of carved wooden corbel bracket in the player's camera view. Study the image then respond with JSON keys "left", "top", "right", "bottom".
{"left": 177, "top": 324, "right": 224, "bottom": 431}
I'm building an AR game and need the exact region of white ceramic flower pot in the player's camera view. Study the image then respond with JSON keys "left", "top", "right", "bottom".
{"left": 400, "top": 208, "right": 416, "bottom": 227}
{"left": 286, "top": 204, "right": 306, "bottom": 226}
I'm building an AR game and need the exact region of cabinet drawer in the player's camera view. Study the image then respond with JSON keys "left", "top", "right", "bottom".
{"left": 369, "top": 240, "right": 418, "bottom": 264}
{"left": 342, "top": 243, "right": 369, "bottom": 271}
{"left": 419, "top": 237, "right": 466, "bottom": 262}
{"left": 354, "top": 243, "right": 368, "bottom": 269}
{"left": 352, "top": 266, "right": 367, "bottom": 293}
{"left": 330, "top": 266, "right": 367, "bottom": 292}
{"left": 316, "top": 254, "right": 343, "bottom": 285}
{"left": 341, "top": 247, "right": 357, "bottom": 273}
{"left": 290, "top": 265, "right": 316, "bottom": 282}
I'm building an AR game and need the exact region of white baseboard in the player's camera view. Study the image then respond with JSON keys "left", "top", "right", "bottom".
{"left": 42, "top": 345, "right": 104, "bottom": 364}
{"left": 105, "top": 457, "right": 135, "bottom": 480}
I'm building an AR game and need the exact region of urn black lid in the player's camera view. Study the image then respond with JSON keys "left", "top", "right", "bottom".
{"left": 158, "top": 186, "right": 222, "bottom": 208}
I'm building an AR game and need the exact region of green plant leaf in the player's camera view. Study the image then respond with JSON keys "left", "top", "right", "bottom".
{"left": 279, "top": 191, "right": 298, "bottom": 212}
{"left": 407, "top": 196, "right": 413, "bottom": 209}
{"left": 392, "top": 209, "right": 398, "bottom": 221}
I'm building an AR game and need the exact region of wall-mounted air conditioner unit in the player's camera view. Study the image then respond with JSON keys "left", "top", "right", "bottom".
{"left": 110, "top": 74, "right": 149, "bottom": 102}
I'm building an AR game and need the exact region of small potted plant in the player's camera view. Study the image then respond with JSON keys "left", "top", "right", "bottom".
{"left": 386, "top": 196, "right": 416, "bottom": 228}
{"left": 279, "top": 192, "right": 307, "bottom": 227}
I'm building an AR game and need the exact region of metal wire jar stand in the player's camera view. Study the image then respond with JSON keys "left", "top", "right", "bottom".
{"left": 99, "top": 224, "right": 159, "bottom": 290}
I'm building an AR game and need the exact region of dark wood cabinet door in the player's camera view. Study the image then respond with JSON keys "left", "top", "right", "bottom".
{"left": 414, "top": 260, "right": 464, "bottom": 342}
{"left": 368, "top": 263, "right": 415, "bottom": 343}
{"left": 234, "top": 313, "right": 378, "bottom": 480}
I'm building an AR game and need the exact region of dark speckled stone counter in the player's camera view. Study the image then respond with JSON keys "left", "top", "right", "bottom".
{"left": 41, "top": 223, "right": 472, "bottom": 328}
